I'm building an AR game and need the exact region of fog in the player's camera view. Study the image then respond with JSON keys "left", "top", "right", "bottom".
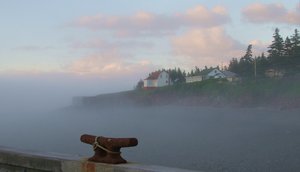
{"left": 0, "top": 74, "right": 134, "bottom": 112}
{"left": 0, "top": 76, "right": 300, "bottom": 172}
{"left": 1, "top": 104, "right": 300, "bottom": 171}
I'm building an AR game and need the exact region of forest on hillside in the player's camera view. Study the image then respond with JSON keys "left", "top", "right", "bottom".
{"left": 137, "top": 28, "right": 300, "bottom": 87}
{"left": 228, "top": 28, "right": 300, "bottom": 78}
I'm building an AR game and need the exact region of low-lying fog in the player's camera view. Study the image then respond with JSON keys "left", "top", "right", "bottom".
{"left": 1, "top": 103, "right": 300, "bottom": 172}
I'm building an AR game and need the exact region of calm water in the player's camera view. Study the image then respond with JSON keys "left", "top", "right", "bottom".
{"left": 1, "top": 106, "right": 300, "bottom": 172}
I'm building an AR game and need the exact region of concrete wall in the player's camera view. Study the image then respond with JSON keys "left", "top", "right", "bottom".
{"left": 0, "top": 146, "right": 199, "bottom": 172}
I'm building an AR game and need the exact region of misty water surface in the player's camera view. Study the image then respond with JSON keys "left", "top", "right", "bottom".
{"left": 0, "top": 105, "right": 300, "bottom": 172}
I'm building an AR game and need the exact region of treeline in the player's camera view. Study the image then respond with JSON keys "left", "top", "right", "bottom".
{"left": 136, "top": 66, "right": 217, "bottom": 89}
{"left": 157, "top": 66, "right": 222, "bottom": 84}
{"left": 166, "top": 66, "right": 220, "bottom": 83}
{"left": 136, "top": 28, "right": 300, "bottom": 89}
{"left": 135, "top": 67, "right": 189, "bottom": 89}
{"left": 228, "top": 28, "right": 300, "bottom": 78}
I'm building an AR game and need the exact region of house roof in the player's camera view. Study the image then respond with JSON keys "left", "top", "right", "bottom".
{"left": 221, "top": 70, "right": 238, "bottom": 77}
{"left": 206, "top": 68, "right": 238, "bottom": 77}
{"left": 145, "top": 71, "right": 162, "bottom": 80}
{"left": 199, "top": 68, "right": 218, "bottom": 75}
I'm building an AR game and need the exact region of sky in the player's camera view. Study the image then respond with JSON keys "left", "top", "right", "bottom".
{"left": 0, "top": 0, "right": 299, "bottom": 110}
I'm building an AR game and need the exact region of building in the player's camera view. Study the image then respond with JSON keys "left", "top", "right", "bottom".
{"left": 265, "top": 69, "right": 285, "bottom": 78}
{"left": 220, "top": 70, "right": 240, "bottom": 82}
{"left": 206, "top": 69, "right": 239, "bottom": 81}
{"left": 143, "top": 71, "right": 170, "bottom": 89}
{"left": 185, "top": 75, "right": 203, "bottom": 83}
{"left": 143, "top": 71, "right": 171, "bottom": 89}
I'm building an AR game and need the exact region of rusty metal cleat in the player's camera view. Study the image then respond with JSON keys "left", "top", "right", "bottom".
{"left": 80, "top": 134, "right": 138, "bottom": 164}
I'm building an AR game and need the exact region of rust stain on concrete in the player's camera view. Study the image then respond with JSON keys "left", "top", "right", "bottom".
{"left": 81, "top": 161, "right": 96, "bottom": 172}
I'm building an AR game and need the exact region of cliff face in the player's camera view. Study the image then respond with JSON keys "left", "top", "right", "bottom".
{"left": 73, "top": 78, "right": 300, "bottom": 109}
{"left": 73, "top": 91, "right": 135, "bottom": 107}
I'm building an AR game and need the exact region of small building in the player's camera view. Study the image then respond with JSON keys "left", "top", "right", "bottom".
{"left": 185, "top": 75, "right": 203, "bottom": 83}
{"left": 206, "top": 69, "right": 239, "bottom": 82}
{"left": 221, "top": 70, "right": 240, "bottom": 82}
{"left": 265, "top": 69, "right": 285, "bottom": 78}
{"left": 143, "top": 71, "right": 171, "bottom": 89}
{"left": 207, "top": 69, "right": 226, "bottom": 79}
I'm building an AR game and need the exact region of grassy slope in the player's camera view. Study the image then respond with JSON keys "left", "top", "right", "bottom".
{"left": 80, "top": 77, "right": 300, "bottom": 108}
{"left": 131, "top": 78, "right": 300, "bottom": 108}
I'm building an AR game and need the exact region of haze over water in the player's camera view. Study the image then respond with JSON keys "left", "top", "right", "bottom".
{"left": 1, "top": 104, "right": 299, "bottom": 172}
{"left": 1, "top": 1, "right": 300, "bottom": 171}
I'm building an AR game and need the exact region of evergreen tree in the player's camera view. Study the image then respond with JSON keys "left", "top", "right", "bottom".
{"left": 267, "top": 28, "right": 285, "bottom": 70}
{"left": 268, "top": 28, "right": 284, "bottom": 58}
{"left": 176, "top": 68, "right": 185, "bottom": 83}
{"left": 187, "top": 72, "right": 190, "bottom": 77}
{"left": 194, "top": 66, "right": 201, "bottom": 75}
{"left": 135, "top": 79, "right": 144, "bottom": 90}
{"left": 167, "top": 67, "right": 186, "bottom": 84}
{"left": 228, "top": 58, "right": 239, "bottom": 74}
{"left": 290, "top": 29, "right": 300, "bottom": 72}
{"left": 183, "top": 71, "right": 187, "bottom": 77}
{"left": 239, "top": 44, "right": 254, "bottom": 77}
{"left": 190, "top": 69, "right": 194, "bottom": 76}
{"left": 168, "top": 68, "right": 176, "bottom": 83}
{"left": 291, "top": 29, "right": 300, "bottom": 55}
{"left": 256, "top": 52, "right": 269, "bottom": 77}
{"left": 241, "top": 44, "right": 254, "bottom": 63}
{"left": 283, "top": 37, "right": 293, "bottom": 56}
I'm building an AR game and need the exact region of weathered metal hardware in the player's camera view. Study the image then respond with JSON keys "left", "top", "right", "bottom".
{"left": 80, "top": 134, "right": 138, "bottom": 164}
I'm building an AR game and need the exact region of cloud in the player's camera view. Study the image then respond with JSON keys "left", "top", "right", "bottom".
{"left": 182, "top": 5, "right": 230, "bottom": 27}
{"left": 66, "top": 50, "right": 157, "bottom": 78}
{"left": 171, "top": 27, "right": 244, "bottom": 68}
{"left": 70, "top": 5, "right": 230, "bottom": 37}
{"left": 70, "top": 38, "right": 154, "bottom": 50}
{"left": 242, "top": 3, "right": 300, "bottom": 25}
{"left": 249, "top": 40, "right": 269, "bottom": 56}
{"left": 71, "top": 12, "right": 175, "bottom": 37}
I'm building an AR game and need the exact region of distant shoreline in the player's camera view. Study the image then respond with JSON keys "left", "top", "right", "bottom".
{"left": 73, "top": 78, "right": 300, "bottom": 110}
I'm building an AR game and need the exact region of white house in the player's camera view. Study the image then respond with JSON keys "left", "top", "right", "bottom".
{"left": 143, "top": 71, "right": 171, "bottom": 89}
{"left": 206, "top": 69, "right": 239, "bottom": 82}
{"left": 265, "top": 69, "right": 285, "bottom": 78}
{"left": 185, "top": 75, "right": 203, "bottom": 83}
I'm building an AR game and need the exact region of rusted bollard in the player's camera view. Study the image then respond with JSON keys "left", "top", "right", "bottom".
{"left": 80, "top": 134, "right": 138, "bottom": 164}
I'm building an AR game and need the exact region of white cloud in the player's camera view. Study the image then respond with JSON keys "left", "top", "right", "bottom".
{"left": 171, "top": 27, "right": 244, "bottom": 68}
{"left": 70, "top": 5, "right": 230, "bottom": 37}
{"left": 66, "top": 50, "right": 157, "bottom": 78}
{"left": 182, "top": 5, "right": 230, "bottom": 27}
{"left": 242, "top": 3, "right": 300, "bottom": 25}
{"left": 249, "top": 40, "right": 269, "bottom": 56}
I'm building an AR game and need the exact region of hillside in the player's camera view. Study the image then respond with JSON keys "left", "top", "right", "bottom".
{"left": 75, "top": 77, "right": 300, "bottom": 109}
